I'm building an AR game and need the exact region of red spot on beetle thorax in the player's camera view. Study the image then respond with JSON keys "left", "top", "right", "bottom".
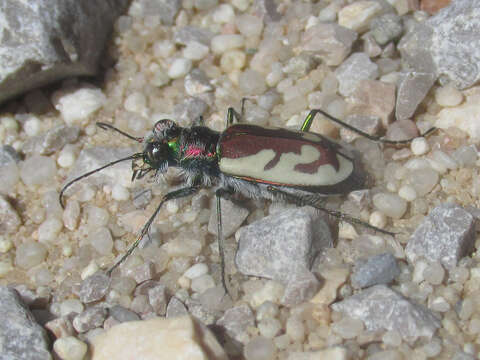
{"left": 185, "top": 144, "right": 215, "bottom": 158}
{"left": 220, "top": 124, "right": 340, "bottom": 174}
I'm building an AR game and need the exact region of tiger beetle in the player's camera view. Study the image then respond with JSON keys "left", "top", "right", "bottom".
{"left": 59, "top": 104, "right": 436, "bottom": 294}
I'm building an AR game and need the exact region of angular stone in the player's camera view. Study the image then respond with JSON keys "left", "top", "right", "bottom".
{"left": 281, "top": 268, "right": 321, "bottom": 307}
{"left": 331, "top": 285, "right": 441, "bottom": 341}
{"left": 148, "top": 284, "right": 168, "bottom": 316}
{"left": 0, "top": 145, "right": 21, "bottom": 166}
{"left": 79, "top": 272, "right": 111, "bottom": 303}
{"left": 335, "top": 52, "right": 379, "bottom": 97}
{"left": 0, "top": 0, "right": 129, "bottom": 105}
{"left": 172, "top": 97, "right": 208, "bottom": 127}
{"left": 236, "top": 207, "right": 332, "bottom": 284}
{"left": 143, "top": 0, "right": 181, "bottom": 26}
{"left": 300, "top": 23, "right": 358, "bottom": 66}
{"left": 395, "top": 71, "right": 436, "bottom": 120}
{"left": 0, "top": 286, "right": 51, "bottom": 360}
{"left": 45, "top": 316, "right": 75, "bottom": 339}
{"left": 73, "top": 305, "right": 107, "bottom": 333}
{"left": 109, "top": 305, "right": 140, "bottom": 323}
{"left": 23, "top": 125, "right": 80, "bottom": 156}
{"left": 166, "top": 297, "right": 188, "bottom": 318}
{"left": 0, "top": 195, "right": 21, "bottom": 234}
{"left": 351, "top": 253, "right": 400, "bottom": 289}
{"left": 208, "top": 198, "right": 249, "bottom": 238}
{"left": 406, "top": 203, "right": 476, "bottom": 269}
{"left": 216, "top": 304, "right": 255, "bottom": 343}
{"left": 370, "top": 14, "right": 404, "bottom": 46}
{"left": 184, "top": 69, "right": 213, "bottom": 97}
{"left": 340, "top": 114, "right": 381, "bottom": 143}
{"left": 338, "top": 1, "right": 383, "bottom": 33}
{"left": 174, "top": 26, "right": 214, "bottom": 46}
{"left": 310, "top": 267, "right": 350, "bottom": 306}
{"left": 90, "top": 316, "right": 228, "bottom": 360}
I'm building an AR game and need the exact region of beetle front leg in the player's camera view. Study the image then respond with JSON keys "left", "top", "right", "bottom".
{"left": 107, "top": 186, "right": 199, "bottom": 275}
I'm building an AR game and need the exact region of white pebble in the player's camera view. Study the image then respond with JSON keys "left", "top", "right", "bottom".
{"left": 423, "top": 261, "right": 445, "bottom": 285}
{"left": 410, "top": 137, "right": 429, "bottom": 155}
{"left": 0, "top": 162, "right": 19, "bottom": 194}
{"left": 432, "top": 150, "right": 458, "bottom": 170}
{"left": 89, "top": 227, "right": 113, "bottom": 256}
{"left": 211, "top": 34, "right": 245, "bottom": 54}
{"left": 53, "top": 336, "right": 88, "bottom": 360}
{"left": 153, "top": 40, "right": 175, "bottom": 59}
{"left": 62, "top": 244, "right": 73, "bottom": 257}
{"left": 168, "top": 58, "right": 193, "bottom": 79}
{"left": 382, "top": 330, "right": 402, "bottom": 347}
{"left": 183, "top": 41, "right": 209, "bottom": 61}
{"left": 20, "top": 156, "right": 57, "bottom": 187}
{"left": 236, "top": 14, "right": 264, "bottom": 37}
{"left": 232, "top": 0, "right": 249, "bottom": 11}
{"left": 369, "top": 210, "right": 387, "bottom": 229}
{"left": 212, "top": 4, "right": 235, "bottom": 23}
{"left": 191, "top": 274, "right": 215, "bottom": 293}
{"left": 60, "top": 299, "right": 84, "bottom": 317}
{"left": 183, "top": 263, "right": 208, "bottom": 279}
{"left": 244, "top": 336, "right": 275, "bottom": 360}
{"left": 24, "top": 116, "right": 41, "bottom": 137}
{"left": 258, "top": 318, "right": 282, "bottom": 338}
{"left": 53, "top": 87, "right": 106, "bottom": 124}
{"left": 57, "top": 147, "right": 76, "bottom": 168}
{"left": 398, "top": 185, "right": 417, "bottom": 201}
{"left": 0, "top": 259, "right": 13, "bottom": 277}
{"left": 332, "top": 317, "right": 364, "bottom": 339}
{"left": 338, "top": 1, "right": 382, "bottom": 32}
{"left": 15, "top": 241, "right": 47, "bottom": 269}
{"left": 286, "top": 316, "right": 305, "bottom": 342}
{"left": 435, "top": 84, "right": 463, "bottom": 107}
{"left": 250, "top": 281, "right": 284, "bottom": 308}
{"left": 239, "top": 69, "right": 267, "bottom": 95}
{"left": 1, "top": 116, "right": 19, "bottom": 131}
{"left": 421, "top": 338, "right": 442, "bottom": 357}
{"left": 112, "top": 184, "right": 130, "bottom": 201}
{"left": 194, "top": 0, "right": 218, "bottom": 11}
{"left": 63, "top": 200, "right": 80, "bottom": 231}
{"left": 124, "top": 92, "right": 147, "bottom": 114}
{"left": 34, "top": 267, "right": 54, "bottom": 286}
{"left": 412, "top": 259, "right": 428, "bottom": 283}
{"left": 372, "top": 193, "right": 407, "bottom": 219}
{"left": 0, "top": 237, "right": 13, "bottom": 253}
{"left": 256, "top": 301, "right": 279, "bottom": 321}
{"left": 38, "top": 217, "right": 63, "bottom": 243}
{"left": 87, "top": 206, "right": 109, "bottom": 228}
{"left": 430, "top": 296, "right": 450, "bottom": 312}
{"left": 220, "top": 50, "right": 246, "bottom": 72}
{"left": 81, "top": 261, "right": 100, "bottom": 280}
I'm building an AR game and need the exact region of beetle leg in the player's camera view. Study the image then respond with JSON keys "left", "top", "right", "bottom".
{"left": 215, "top": 188, "right": 235, "bottom": 297}
{"left": 300, "top": 109, "right": 437, "bottom": 144}
{"left": 226, "top": 107, "right": 242, "bottom": 127}
{"left": 266, "top": 185, "right": 396, "bottom": 237}
{"left": 107, "top": 186, "right": 199, "bottom": 275}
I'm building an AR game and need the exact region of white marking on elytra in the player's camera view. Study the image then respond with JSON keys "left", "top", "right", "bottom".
{"left": 219, "top": 144, "right": 353, "bottom": 186}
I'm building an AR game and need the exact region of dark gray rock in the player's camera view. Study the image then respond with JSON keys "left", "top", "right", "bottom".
{"left": 300, "top": 23, "right": 357, "bottom": 66}
{"left": 351, "top": 253, "right": 400, "bottom": 289}
{"left": 109, "top": 305, "right": 140, "bottom": 323}
{"left": 395, "top": 71, "right": 436, "bottom": 120}
{"left": 399, "top": 0, "right": 480, "bottom": 89}
{"left": 79, "top": 272, "right": 110, "bottom": 303}
{"left": 23, "top": 125, "right": 80, "bottom": 155}
{"left": 166, "top": 297, "right": 188, "bottom": 318}
{"left": 335, "top": 53, "right": 379, "bottom": 97}
{"left": 173, "top": 26, "right": 213, "bottom": 46}
{"left": 370, "top": 13, "right": 403, "bottom": 46}
{"left": 406, "top": 203, "right": 476, "bottom": 269}
{"left": 217, "top": 304, "right": 255, "bottom": 343}
{"left": 72, "top": 305, "right": 107, "bottom": 333}
{"left": 331, "top": 285, "right": 440, "bottom": 341}
{"left": 0, "top": 0, "right": 129, "bottom": 105}
{"left": 208, "top": 198, "right": 249, "bottom": 238}
{"left": 0, "top": 145, "right": 21, "bottom": 166}
{"left": 0, "top": 286, "right": 51, "bottom": 360}
{"left": 139, "top": 0, "right": 181, "bottom": 26}
{"left": 236, "top": 207, "right": 331, "bottom": 305}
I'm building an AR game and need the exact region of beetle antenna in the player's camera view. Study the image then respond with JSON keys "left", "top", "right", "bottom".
{"left": 59, "top": 153, "right": 143, "bottom": 208}
{"left": 96, "top": 122, "right": 144, "bottom": 142}
{"left": 312, "top": 109, "right": 437, "bottom": 145}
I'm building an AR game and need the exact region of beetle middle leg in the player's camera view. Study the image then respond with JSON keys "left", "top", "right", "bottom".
{"left": 107, "top": 186, "right": 199, "bottom": 275}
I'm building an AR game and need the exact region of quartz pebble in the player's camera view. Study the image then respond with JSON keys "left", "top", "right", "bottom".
{"left": 332, "top": 316, "right": 365, "bottom": 339}
{"left": 183, "top": 263, "right": 208, "bottom": 280}
{"left": 15, "top": 241, "right": 47, "bottom": 270}
{"left": 372, "top": 193, "right": 407, "bottom": 219}
{"left": 338, "top": 1, "right": 382, "bottom": 33}
{"left": 168, "top": 58, "right": 193, "bottom": 79}
{"left": 243, "top": 336, "right": 275, "bottom": 360}
{"left": 435, "top": 83, "right": 464, "bottom": 107}
{"left": 211, "top": 34, "right": 245, "bottom": 54}
{"left": 53, "top": 87, "right": 107, "bottom": 124}
{"left": 20, "top": 155, "right": 56, "bottom": 187}
{"left": 53, "top": 336, "right": 89, "bottom": 360}
{"left": 411, "top": 137, "right": 429, "bottom": 155}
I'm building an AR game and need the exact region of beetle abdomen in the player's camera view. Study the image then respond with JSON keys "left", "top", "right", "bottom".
{"left": 218, "top": 124, "right": 359, "bottom": 190}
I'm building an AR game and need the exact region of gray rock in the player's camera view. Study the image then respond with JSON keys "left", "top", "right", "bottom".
{"left": 172, "top": 97, "right": 209, "bottom": 126}
{"left": 166, "top": 297, "right": 188, "bottom": 318}
{"left": 217, "top": 304, "right": 255, "bottom": 343}
{"left": 395, "top": 71, "right": 436, "bottom": 120}
{"left": 0, "top": 0, "right": 129, "bottom": 105}
{"left": 132, "top": 188, "right": 152, "bottom": 209}
{"left": 148, "top": 284, "right": 168, "bottom": 316}
{"left": 173, "top": 26, "right": 213, "bottom": 46}
{"left": 300, "top": 23, "right": 358, "bottom": 66}
{"left": 399, "top": 0, "right": 480, "bottom": 89}
{"left": 23, "top": 125, "right": 80, "bottom": 155}
{"left": 331, "top": 285, "right": 440, "bottom": 341}
{"left": 335, "top": 53, "right": 379, "bottom": 97}
{"left": 281, "top": 268, "right": 320, "bottom": 307}
{"left": 406, "top": 203, "right": 476, "bottom": 269}
{"left": 72, "top": 305, "right": 107, "bottom": 333}
{"left": 340, "top": 114, "right": 381, "bottom": 143}
{"left": 63, "top": 147, "right": 134, "bottom": 196}
{"left": 208, "top": 198, "right": 249, "bottom": 238}
{"left": 0, "top": 145, "right": 21, "bottom": 166}
{"left": 0, "top": 195, "right": 21, "bottom": 234}
{"left": 236, "top": 207, "right": 332, "bottom": 304}
{"left": 0, "top": 286, "right": 51, "bottom": 360}
{"left": 282, "top": 53, "right": 318, "bottom": 79}
{"left": 79, "top": 272, "right": 110, "bottom": 303}
{"left": 109, "top": 305, "right": 140, "bottom": 323}
{"left": 131, "top": 261, "right": 156, "bottom": 284}
{"left": 184, "top": 69, "right": 213, "bottom": 97}
{"left": 140, "top": 0, "right": 181, "bottom": 26}
{"left": 44, "top": 316, "right": 75, "bottom": 339}
{"left": 351, "top": 253, "right": 400, "bottom": 289}
{"left": 370, "top": 14, "right": 404, "bottom": 46}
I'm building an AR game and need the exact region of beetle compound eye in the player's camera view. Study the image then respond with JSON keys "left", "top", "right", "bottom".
{"left": 153, "top": 119, "right": 179, "bottom": 140}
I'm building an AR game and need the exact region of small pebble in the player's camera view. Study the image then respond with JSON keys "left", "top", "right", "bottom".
{"left": 112, "top": 184, "right": 130, "bottom": 201}
{"left": 24, "top": 116, "right": 42, "bottom": 137}
{"left": 423, "top": 261, "right": 445, "bottom": 285}
{"left": 398, "top": 185, "right": 417, "bottom": 201}
{"left": 15, "top": 241, "right": 48, "bottom": 269}
{"left": 236, "top": 14, "right": 264, "bottom": 37}
{"left": 60, "top": 299, "right": 84, "bottom": 317}
{"left": 124, "top": 92, "right": 146, "bottom": 114}
{"left": 435, "top": 84, "right": 464, "bottom": 107}
{"left": 183, "top": 41, "right": 209, "bottom": 61}
{"left": 53, "top": 87, "right": 107, "bottom": 124}
{"left": 57, "top": 147, "right": 76, "bottom": 168}
{"left": 212, "top": 4, "right": 235, "bottom": 24}
{"left": 220, "top": 50, "right": 246, "bottom": 72}
{"left": 372, "top": 193, "right": 407, "bottom": 219}
{"left": 191, "top": 274, "right": 215, "bottom": 293}
{"left": 88, "top": 227, "right": 113, "bottom": 256}
{"left": 168, "top": 58, "right": 193, "bottom": 79}
{"left": 53, "top": 336, "right": 88, "bottom": 360}
{"left": 0, "top": 237, "right": 13, "bottom": 253}
{"left": 286, "top": 316, "right": 305, "bottom": 342}
{"left": 38, "top": 217, "right": 63, "bottom": 243}
{"left": 183, "top": 263, "right": 208, "bottom": 280}
{"left": 244, "top": 336, "right": 275, "bottom": 360}
{"left": 211, "top": 34, "right": 245, "bottom": 54}
{"left": 332, "top": 316, "right": 365, "bottom": 339}
{"left": 411, "top": 137, "right": 430, "bottom": 155}
{"left": 257, "top": 318, "right": 282, "bottom": 338}
{"left": 369, "top": 210, "right": 387, "bottom": 229}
